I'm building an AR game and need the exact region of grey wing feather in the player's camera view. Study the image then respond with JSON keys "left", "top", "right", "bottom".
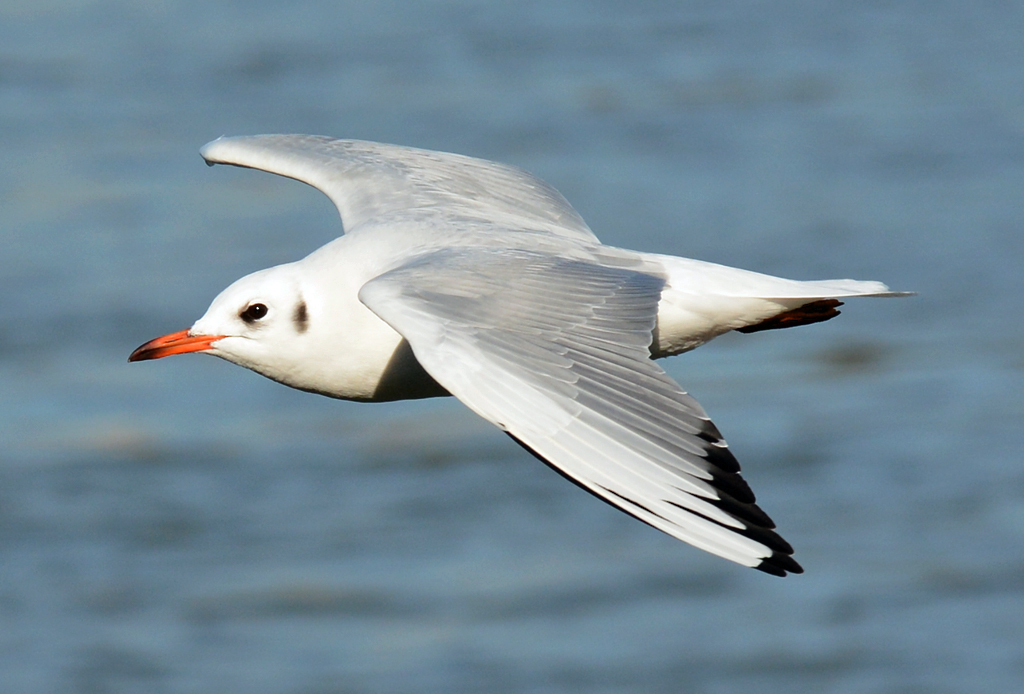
{"left": 358, "top": 248, "right": 803, "bottom": 576}
{"left": 200, "top": 135, "right": 597, "bottom": 242}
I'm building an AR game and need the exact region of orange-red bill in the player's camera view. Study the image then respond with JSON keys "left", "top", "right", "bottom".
{"left": 128, "top": 330, "right": 225, "bottom": 362}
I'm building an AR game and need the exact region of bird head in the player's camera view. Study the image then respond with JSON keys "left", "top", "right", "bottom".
{"left": 129, "top": 264, "right": 313, "bottom": 383}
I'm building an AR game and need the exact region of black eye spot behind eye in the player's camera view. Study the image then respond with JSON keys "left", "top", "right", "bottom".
{"left": 293, "top": 300, "right": 308, "bottom": 333}
{"left": 241, "top": 303, "right": 268, "bottom": 323}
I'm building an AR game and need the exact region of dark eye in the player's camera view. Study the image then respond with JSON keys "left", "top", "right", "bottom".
{"left": 241, "top": 303, "right": 268, "bottom": 323}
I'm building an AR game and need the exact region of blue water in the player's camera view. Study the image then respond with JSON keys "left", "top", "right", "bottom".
{"left": 2, "top": 2, "right": 1023, "bottom": 692}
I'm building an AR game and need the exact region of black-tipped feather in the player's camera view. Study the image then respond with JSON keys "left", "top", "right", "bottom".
{"left": 511, "top": 434, "right": 802, "bottom": 577}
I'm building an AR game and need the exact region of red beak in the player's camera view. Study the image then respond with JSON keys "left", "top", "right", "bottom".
{"left": 128, "top": 330, "right": 225, "bottom": 362}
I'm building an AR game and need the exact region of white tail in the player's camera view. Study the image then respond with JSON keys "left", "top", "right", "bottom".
{"left": 648, "top": 253, "right": 909, "bottom": 357}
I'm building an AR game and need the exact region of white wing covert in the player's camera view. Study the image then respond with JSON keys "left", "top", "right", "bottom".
{"left": 358, "top": 247, "right": 803, "bottom": 576}
{"left": 200, "top": 135, "right": 597, "bottom": 242}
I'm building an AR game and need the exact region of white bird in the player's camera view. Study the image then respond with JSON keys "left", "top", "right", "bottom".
{"left": 131, "top": 135, "right": 908, "bottom": 576}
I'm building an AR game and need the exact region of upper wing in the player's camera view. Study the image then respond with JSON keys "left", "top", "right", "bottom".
{"left": 200, "top": 135, "right": 598, "bottom": 242}
{"left": 358, "top": 247, "right": 803, "bottom": 576}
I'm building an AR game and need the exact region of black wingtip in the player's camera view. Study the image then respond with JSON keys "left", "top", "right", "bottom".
{"left": 755, "top": 552, "right": 804, "bottom": 577}
{"left": 508, "top": 433, "right": 805, "bottom": 578}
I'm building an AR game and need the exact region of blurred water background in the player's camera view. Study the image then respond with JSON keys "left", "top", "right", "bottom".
{"left": 2, "top": 1, "right": 1023, "bottom": 692}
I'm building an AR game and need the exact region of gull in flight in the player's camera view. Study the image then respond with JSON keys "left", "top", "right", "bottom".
{"left": 131, "top": 135, "right": 907, "bottom": 576}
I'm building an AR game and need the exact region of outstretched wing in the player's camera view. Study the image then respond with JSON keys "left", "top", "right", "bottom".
{"left": 200, "top": 135, "right": 597, "bottom": 242}
{"left": 358, "top": 247, "right": 803, "bottom": 576}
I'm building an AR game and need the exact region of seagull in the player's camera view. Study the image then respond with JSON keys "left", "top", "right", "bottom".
{"left": 130, "top": 135, "right": 907, "bottom": 576}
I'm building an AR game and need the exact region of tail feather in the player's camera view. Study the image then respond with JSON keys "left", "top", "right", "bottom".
{"left": 653, "top": 254, "right": 904, "bottom": 299}
{"left": 647, "top": 253, "right": 912, "bottom": 357}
